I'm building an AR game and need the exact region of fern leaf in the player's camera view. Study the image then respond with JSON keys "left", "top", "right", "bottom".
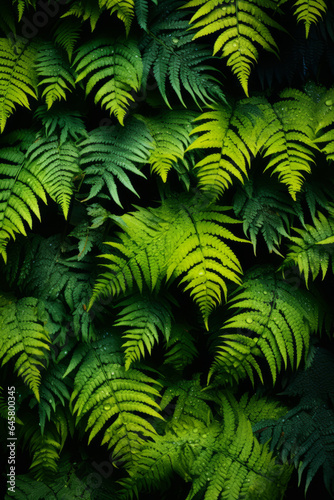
{"left": 90, "top": 194, "right": 247, "bottom": 328}
{"left": 36, "top": 42, "right": 76, "bottom": 109}
{"left": 73, "top": 37, "right": 143, "bottom": 125}
{"left": 233, "top": 177, "right": 302, "bottom": 255}
{"left": 69, "top": 336, "right": 163, "bottom": 466}
{"left": 99, "top": 0, "right": 135, "bottom": 36}
{"left": 137, "top": 110, "right": 196, "bottom": 182}
{"left": 182, "top": 0, "right": 283, "bottom": 95}
{"left": 79, "top": 117, "right": 150, "bottom": 205}
{"left": 140, "top": 6, "right": 225, "bottom": 107}
{"left": 53, "top": 17, "right": 82, "bottom": 62}
{"left": 61, "top": 0, "right": 104, "bottom": 31}
{"left": 187, "top": 100, "right": 260, "bottom": 197}
{"left": 0, "top": 132, "right": 47, "bottom": 261}
{"left": 293, "top": 0, "right": 327, "bottom": 37}
{"left": 0, "top": 38, "right": 37, "bottom": 132}
{"left": 210, "top": 265, "right": 319, "bottom": 385}
{"left": 25, "top": 134, "right": 81, "bottom": 219}
{"left": 254, "top": 348, "right": 334, "bottom": 495}
{"left": 311, "top": 85, "right": 334, "bottom": 161}
{"left": 115, "top": 292, "right": 173, "bottom": 370}
{"left": 120, "top": 394, "right": 292, "bottom": 500}
{"left": 135, "top": 0, "right": 158, "bottom": 31}
{"left": 283, "top": 212, "right": 334, "bottom": 287}
{"left": 164, "top": 324, "right": 198, "bottom": 371}
{"left": 34, "top": 106, "right": 88, "bottom": 144}
{"left": 0, "top": 295, "right": 50, "bottom": 401}
{"left": 12, "top": 0, "right": 36, "bottom": 21}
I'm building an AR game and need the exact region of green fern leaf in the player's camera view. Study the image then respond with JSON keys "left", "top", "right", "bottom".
{"left": 73, "top": 37, "right": 143, "bottom": 125}
{"left": 182, "top": 0, "right": 283, "bottom": 95}
{"left": 293, "top": 0, "right": 327, "bottom": 37}
{"left": 69, "top": 336, "right": 163, "bottom": 466}
{"left": 0, "top": 131, "right": 47, "bottom": 262}
{"left": 120, "top": 394, "right": 292, "bottom": 500}
{"left": 187, "top": 100, "right": 260, "bottom": 197}
{"left": 115, "top": 292, "right": 173, "bottom": 370}
{"left": 36, "top": 42, "right": 76, "bottom": 109}
{"left": 140, "top": 6, "right": 225, "bottom": 107}
{"left": 61, "top": 0, "right": 104, "bottom": 31}
{"left": 12, "top": 0, "right": 36, "bottom": 21}
{"left": 233, "top": 177, "right": 302, "bottom": 255}
{"left": 210, "top": 265, "right": 319, "bottom": 385}
{"left": 79, "top": 117, "right": 150, "bottom": 205}
{"left": 53, "top": 18, "right": 82, "bottom": 62}
{"left": 100, "top": 0, "right": 135, "bottom": 36}
{"left": 254, "top": 348, "right": 334, "bottom": 495}
{"left": 25, "top": 134, "right": 81, "bottom": 219}
{"left": 137, "top": 110, "right": 196, "bottom": 182}
{"left": 164, "top": 323, "right": 198, "bottom": 371}
{"left": 135, "top": 0, "right": 158, "bottom": 31}
{"left": 283, "top": 212, "right": 334, "bottom": 287}
{"left": 0, "top": 295, "right": 50, "bottom": 401}
{"left": 311, "top": 85, "right": 334, "bottom": 161}
{"left": 34, "top": 106, "right": 88, "bottom": 144}
{"left": 0, "top": 38, "right": 37, "bottom": 132}
{"left": 90, "top": 194, "right": 248, "bottom": 328}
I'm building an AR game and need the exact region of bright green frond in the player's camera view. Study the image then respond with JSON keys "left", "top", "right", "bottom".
{"left": 182, "top": 0, "right": 283, "bottom": 95}
{"left": 73, "top": 37, "right": 143, "bottom": 125}
{"left": 0, "top": 295, "right": 50, "bottom": 400}
{"left": 137, "top": 110, "right": 196, "bottom": 182}
{"left": 0, "top": 38, "right": 37, "bottom": 132}
{"left": 12, "top": 0, "right": 36, "bottom": 21}
{"left": 90, "top": 194, "right": 247, "bottom": 327}
{"left": 99, "top": 0, "right": 135, "bottom": 36}
{"left": 115, "top": 292, "right": 173, "bottom": 369}
{"left": 210, "top": 265, "right": 319, "bottom": 385}
{"left": 310, "top": 85, "right": 334, "bottom": 161}
{"left": 25, "top": 134, "right": 81, "bottom": 219}
{"left": 283, "top": 212, "right": 334, "bottom": 287}
{"left": 79, "top": 117, "right": 150, "bottom": 205}
{"left": 69, "top": 336, "right": 162, "bottom": 466}
{"left": 0, "top": 132, "right": 46, "bottom": 261}
{"left": 187, "top": 100, "right": 260, "bottom": 197}
{"left": 61, "top": 0, "right": 104, "bottom": 31}
{"left": 293, "top": 0, "right": 327, "bottom": 37}
{"left": 36, "top": 42, "right": 76, "bottom": 109}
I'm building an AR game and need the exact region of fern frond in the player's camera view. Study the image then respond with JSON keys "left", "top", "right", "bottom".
{"left": 283, "top": 212, "right": 334, "bottom": 288}
{"left": 0, "top": 38, "right": 37, "bottom": 132}
{"left": 140, "top": 6, "right": 225, "bottom": 107}
{"left": 238, "top": 393, "right": 288, "bottom": 425}
{"left": 34, "top": 106, "right": 87, "bottom": 144}
{"left": 233, "top": 177, "right": 301, "bottom": 255}
{"left": 254, "top": 348, "right": 334, "bottom": 495}
{"left": 73, "top": 37, "right": 143, "bottom": 125}
{"left": 79, "top": 117, "right": 150, "bottom": 205}
{"left": 187, "top": 100, "right": 260, "bottom": 197}
{"left": 311, "top": 85, "right": 334, "bottom": 161}
{"left": 164, "top": 324, "right": 198, "bottom": 371}
{"left": 115, "top": 292, "right": 173, "bottom": 370}
{"left": 69, "top": 336, "right": 163, "bottom": 466}
{"left": 182, "top": 0, "right": 283, "bottom": 95}
{"left": 36, "top": 42, "right": 76, "bottom": 109}
{"left": 0, "top": 132, "right": 46, "bottom": 261}
{"left": 135, "top": 0, "right": 158, "bottom": 31}
{"left": 61, "top": 0, "right": 104, "bottom": 31}
{"left": 53, "top": 18, "right": 82, "bottom": 62}
{"left": 293, "top": 0, "right": 327, "bottom": 37}
{"left": 210, "top": 265, "right": 319, "bottom": 385}
{"left": 90, "top": 194, "right": 248, "bottom": 328}
{"left": 99, "top": 0, "right": 135, "bottom": 36}
{"left": 12, "top": 0, "right": 36, "bottom": 21}
{"left": 120, "top": 394, "right": 292, "bottom": 500}
{"left": 137, "top": 110, "right": 196, "bottom": 182}
{"left": 0, "top": 295, "right": 50, "bottom": 401}
{"left": 256, "top": 89, "right": 317, "bottom": 200}
{"left": 25, "top": 134, "right": 81, "bottom": 219}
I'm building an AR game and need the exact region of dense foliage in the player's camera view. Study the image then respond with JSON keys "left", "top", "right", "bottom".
{"left": 0, "top": 0, "right": 334, "bottom": 499}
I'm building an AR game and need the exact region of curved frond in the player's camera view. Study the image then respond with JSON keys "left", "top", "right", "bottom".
{"left": 73, "top": 37, "right": 143, "bottom": 125}
{"left": 36, "top": 42, "right": 76, "bottom": 109}
{"left": 210, "top": 265, "right": 319, "bottom": 385}
{"left": 115, "top": 292, "right": 173, "bottom": 369}
{"left": 283, "top": 212, "right": 334, "bottom": 287}
{"left": 137, "top": 110, "right": 196, "bottom": 182}
{"left": 182, "top": 0, "right": 283, "bottom": 95}
{"left": 0, "top": 38, "right": 37, "bottom": 132}
{"left": 99, "top": 0, "right": 135, "bottom": 36}
{"left": 164, "top": 324, "right": 198, "bottom": 371}
{"left": 0, "top": 295, "right": 50, "bottom": 400}
{"left": 293, "top": 0, "right": 327, "bottom": 37}
{"left": 69, "top": 336, "right": 162, "bottom": 466}
{"left": 53, "top": 17, "right": 82, "bottom": 62}
{"left": 79, "top": 117, "right": 150, "bottom": 205}
{"left": 90, "top": 194, "right": 248, "bottom": 328}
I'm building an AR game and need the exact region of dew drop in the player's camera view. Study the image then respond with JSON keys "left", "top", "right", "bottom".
{"left": 104, "top": 404, "right": 111, "bottom": 411}
{"left": 246, "top": 317, "right": 253, "bottom": 324}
